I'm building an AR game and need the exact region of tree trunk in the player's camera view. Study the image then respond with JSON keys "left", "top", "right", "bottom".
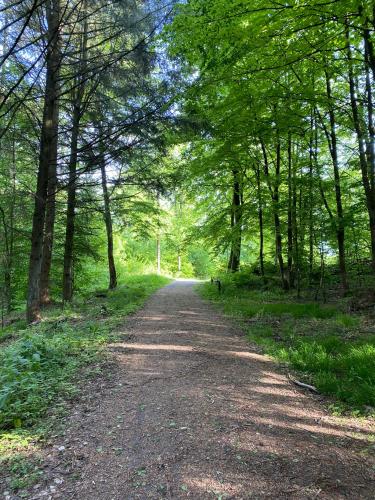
{"left": 100, "top": 149, "right": 117, "bottom": 290}
{"left": 228, "top": 169, "right": 242, "bottom": 272}
{"left": 261, "top": 139, "right": 288, "bottom": 289}
{"left": 62, "top": 11, "right": 88, "bottom": 302}
{"left": 156, "top": 237, "right": 161, "bottom": 274}
{"left": 26, "top": 0, "right": 61, "bottom": 323}
{"left": 156, "top": 192, "right": 161, "bottom": 274}
{"left": 287, "top": 134, "right": 294, "bottom": 288}
{"left": 346, "top": 23, "right": 375, "bottom": 270}
{"left": 62, "top": 104, "right": 80, "bottom": 301}
{"left": 255, "top": 164, "right": 265, "bottom": 277}
{"left": 308, "top": 112, "right": 316, "bottom": 283}
{"left": 324, "top": 70, "right": 349, "bottom": 293}
{"left": 39, "top": 142, "right": 58, "bottom": 305}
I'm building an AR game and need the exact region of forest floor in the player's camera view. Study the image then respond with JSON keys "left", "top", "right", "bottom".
{"left": 2, "top": 280, "right": 375, "bottom": 499}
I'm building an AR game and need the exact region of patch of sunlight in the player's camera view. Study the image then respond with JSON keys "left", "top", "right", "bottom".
{"left": 137, "top": 315, "right": 174, "bottom": 321}
{"left": 0, "top": 430, "right": 40, "bottom": 458}
{"left": 261, "top": 371, "right": 286, "bottom": 381}
{"left": 185, "top": 476, "right": 243, "bottom": 497}
{"left": 120, "top": 343, "right": 195, "bottom": 352}
{"left": 251, "top": 416, "right": 351, "bottom": 439}
{"left": 251, "top": 386, "right": 297, "bottom": 397}
{"left": 226, "top": 350, "right": 272, "bottom": 362}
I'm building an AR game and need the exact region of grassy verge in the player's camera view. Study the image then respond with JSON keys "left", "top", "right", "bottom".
{"left": 0, "top": 274, "right": 170, "bottom": 493}
{"left": 199, "top": 276, "right": 375, "bottom": 415}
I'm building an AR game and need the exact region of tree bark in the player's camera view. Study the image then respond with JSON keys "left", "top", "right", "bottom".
{"left": 287, "top": 134, "right": 294, "bottom": 288}
{"left": 39, "top": 138, "right": 58, "bottom": 305}
{"left": 62, "top": 104, "right": 80, "bottom": 301}
{"left": 346, "top": 23, "right": 375, "bottom": 270}
{"left": 100, "top": 148, "right": 117, "bottom": 290}
{"left": 308, "top": 112, "right": 316, "bottom": 282}
{"left": 255, "top": 163, "right": 265, "bottom": 277}
{"left": 26, "top": 0, "right": 61, "bottom": 323}
{"left": 324, "top": 70, "right": 349, "bottom": 293}
{"left": 261, "top": 139, "right": 288, "bottom": 289}
{"left": 156, "top": 192, "right": 161, "bottom": 274}
{"left": 228, "top": 169, "right": 242, "bottom": 272}
{"left": 62, "top": 11, "right": 88, "bottom": 301}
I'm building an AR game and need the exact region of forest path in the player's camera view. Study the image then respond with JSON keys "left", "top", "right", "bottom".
{"left": 49, "top": 280, "right": 374, "bottom": 499}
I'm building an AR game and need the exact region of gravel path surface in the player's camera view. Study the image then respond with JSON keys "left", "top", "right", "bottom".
{"left": 40, "top": 280, "right": 374, "bottom": 499}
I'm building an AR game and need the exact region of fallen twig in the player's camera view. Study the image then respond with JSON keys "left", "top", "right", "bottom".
{"left": 287, "top": 374, "right": 319, "bottom": 393}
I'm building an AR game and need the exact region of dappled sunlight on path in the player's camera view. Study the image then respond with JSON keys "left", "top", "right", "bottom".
{"left": 50, "top": 280, "right": 374, "bottom": 499}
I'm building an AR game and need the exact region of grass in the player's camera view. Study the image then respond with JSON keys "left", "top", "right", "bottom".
{"left": 199, "top": 276, "right": 375, "bottom": 415}
{"left": 0, "top": 274, "right": 170, "bottom": 494}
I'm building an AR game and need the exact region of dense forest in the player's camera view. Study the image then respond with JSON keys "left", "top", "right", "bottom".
{"left": 0, "top": 0, "right": 214, "bottom": 325}
{"left": 1, "top": 1, "right": 375, "bottom": 497}
{"left": 166, "top": 0, "right": 375, "bottom": 297}
{"left": 1, "top": 0, "right": 375, "bottom": 323}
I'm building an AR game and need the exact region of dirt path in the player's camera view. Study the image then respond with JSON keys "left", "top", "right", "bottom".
{"left": 38, "top": 280, "right": 374, "bottom": 499}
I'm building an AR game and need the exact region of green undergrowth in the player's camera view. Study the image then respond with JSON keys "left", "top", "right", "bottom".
{"left": 199, "top": 275, "right": 375, "bottom": 415}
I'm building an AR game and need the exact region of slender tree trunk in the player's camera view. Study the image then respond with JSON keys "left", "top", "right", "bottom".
{"left": 62, "top": 105, "right": 80, "bottom": 301}
{"left": 228, "top": 169, "right": 242, "bottom": 272}
{"left": 293, "top": 147, "right": 300, "bottom": 297}
{"left": 346, "top": 23, "right": 375, "bottom": 270}
{"left": 156, "top": 237, "right": 161, "bottom": 274}
{"left": 62, "top": 11, "right": 88, "bottom": 302}
{"left": 255, "top": 164, "right": 265, "bottom": 277}
{"left": 39, "top": 141, "right": 58, "bottom": 305}
{"left": 261, "top": 139, "right": 288, "bottom": 289}
{"left": 228, "top": 198, "right": 235, "bottom": 271}
{"left": 287, "top": 134, "right": 294, "bottom": 288}
{"left": 156, "top": 192, "right": 161, "bottom": 274}
{"left": 324, "top": 71, "right": 349, "bottom": 293}
{"left": 100, "top": 148, "right": 117, "bottom": 290}
{"left": 274, "top": 142, "right": 287, "bottom": 289}
{"left": 26, "top": 0, "right": 61, "bottom": 323}
{"left": 308, "top": 112, "right": 316, "bottom": 282}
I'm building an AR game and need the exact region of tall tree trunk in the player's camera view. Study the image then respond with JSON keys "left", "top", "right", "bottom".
{"left": 39, "top": 140, "right": 58, "bottom": 305}
{"left": 287, "top": 134, "right": 294, "bottom": 288}
{"left": 255, "top": 163, "right": 265, "bottom": 277}
{"left": 346, "top": 23, "right": 375, "bottom": 270}
{"left": 228, "top": 169, "right": 242, "bottom": 272}
{"left": 324, "top": 70, "right": 349, "bottom": 293}
{"left": 62, "top": 11, "right": 88, "bottom": 302}
{"left": 274, "top": 142, "right": 288, "bottom": 289}
{"left": 261, "top": 139, "right": 288, "bottom": 289}
{"left": 156, "top": 192, "right": 161, "bottom": 274}
{"left": 293, "top": 145, "right": 300, "bottom": 297}
{"left": 100, "top": 149, "right": 117, "bottom": 290}
{"left": 62, "top": 104, "right": 80, "bottom": 301}
{"left": 26, "top": 0, "right": 61, "bottom": 323}
{"left": 308, "top": 112, "right": 316, "bottom": 283}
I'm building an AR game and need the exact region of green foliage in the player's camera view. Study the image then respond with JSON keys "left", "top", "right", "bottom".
{"left": 164, "top": 0, "right": 375, "bottom": 295}
{"left": 199, "top": 276, "right": 375, "bottom": 413}
{"left": 0, "top": 275, "right": 169, "bottom": 431}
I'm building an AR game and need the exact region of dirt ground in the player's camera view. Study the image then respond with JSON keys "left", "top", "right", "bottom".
{"left": 12, "top": 280, "right": 375, "bottom": 499}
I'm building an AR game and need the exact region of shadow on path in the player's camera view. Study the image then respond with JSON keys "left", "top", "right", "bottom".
{"left": 46, "top": 280, "right": 375, "bottom": 499}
